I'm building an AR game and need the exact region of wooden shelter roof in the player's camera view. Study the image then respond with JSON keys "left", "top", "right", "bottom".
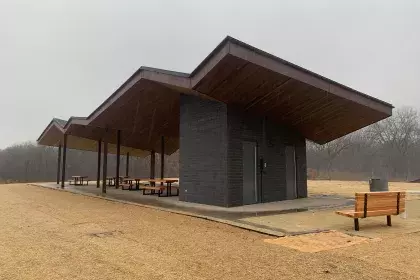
{"left": 37, "top": 118, "right": 151, "bottom": 157}
{"left": 38, "top": 36, "right": 393, "bottom": 153}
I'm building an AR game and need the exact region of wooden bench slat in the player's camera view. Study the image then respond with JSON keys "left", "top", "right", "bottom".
{"left": 356, "top": 203, "right": 406, "bottom": 212}
{"left": 355, "top": 191, "right": 406, "bottom": 195}
{"left": 121, "top": 183, "right": 132, "bottom": 190}
{"left": 142, "top": 186, "right": 165, "bottom": 190}
{"left": 336, "top": 209, "right": 404, "bottom": 218}
{"left": 362, "top": 209, "right": 404, "bottom": 217}
{"left": 335, "top": 210, "right": 356, "bottom": 218}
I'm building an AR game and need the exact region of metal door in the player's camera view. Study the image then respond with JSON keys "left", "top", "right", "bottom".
{"left": 243, "top": 141, "right": 257, "bottom": 205}
{"left": 285, "top": 146, "right": 297, "bottom": 199}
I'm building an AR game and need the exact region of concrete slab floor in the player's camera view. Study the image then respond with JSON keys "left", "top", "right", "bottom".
{"left": 242, "top": 199, "right": 420, "bottom": 238}
{"left": 32, "top": 182, "right": 353, "bottom": 236}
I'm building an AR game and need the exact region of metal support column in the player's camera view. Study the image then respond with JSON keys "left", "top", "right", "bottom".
{"left": 126, "top": 152, "right": 130, "bottom": 177}
{"left": 96, "top": 140, "right": 102, "bottom": 188}
{"left": 61, "top": 134, "right": 67, "bottom": 189}
{"left": 116, "top": 130, "right": 121, "bottom": 188}
{"left": 150, "top": 150, "right": 155, "bottom": 179}
{"left": 160, "top": 136, "right": 164, "bottom": 185}
{"left": 56, "top": 144, "right": 62, "bottom": 184}
{"left": 102, "top": 140, "right": 108, "bottom": 194}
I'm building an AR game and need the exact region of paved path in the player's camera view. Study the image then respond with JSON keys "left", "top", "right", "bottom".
{"left": 0, "top": 184, "right": 419, "bottom": 279}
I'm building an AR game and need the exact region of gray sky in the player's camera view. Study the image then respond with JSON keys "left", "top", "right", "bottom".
{"left": 1, "top": 0, "right": 419, "bottom": 148}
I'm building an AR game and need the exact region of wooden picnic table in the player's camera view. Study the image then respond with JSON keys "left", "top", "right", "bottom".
{"left": 121, "top": 177, "right": 147, "bottom": 190}
{"left": 161, "top": 177, "right": 179, "bottom": 180}
{"left": 71, "top": 176, "right": 88, "bottom": 186}
{"left": 123, "top": 178, "right": 147, "bottom": 190}
{"left": 106, "top": 176, "right": 126, "bottom": 187}
{"left": 120, "top": 178, "right": 179, "bottom": 196}
{"left": 106, "top": 176, "right": 115, "bottom": 186}
{"left": 120, "top": 177, "right": 135, "bottom": 190}
{"left": 147, "top": 178, "right": 178, "bottom": 197}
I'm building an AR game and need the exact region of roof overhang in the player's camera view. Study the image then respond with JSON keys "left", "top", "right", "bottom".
{"left": 37, "top": 118, "right": 152, "bottom": 157}
{"left": 81, "top": 36, "right": 392, "bottom": 146}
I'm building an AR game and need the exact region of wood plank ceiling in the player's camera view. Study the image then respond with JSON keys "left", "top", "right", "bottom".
{"left": 191, "top": 54, "right": 389, "bottom": 144}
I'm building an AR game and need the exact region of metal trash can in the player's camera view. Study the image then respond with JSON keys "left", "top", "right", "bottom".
{"left": 369, "top": 178, "right": 389, "bottom": 192}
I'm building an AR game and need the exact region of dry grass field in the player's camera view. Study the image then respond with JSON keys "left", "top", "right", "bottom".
{"left": 1, "top": 183, "right": 420, "bottom": 279}
{"left": 308, "top": 180, "right": 420, "bottom": 199}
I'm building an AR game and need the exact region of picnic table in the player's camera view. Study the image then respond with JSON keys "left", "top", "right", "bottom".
{"left": 70, "top": 176, "right": 88, "bottom": 186}
{"left": 163, "top": 177, "right": 179, "bottom": 181}
{"left": 106, "top": 177, "right": 115, "bottom": 186}
{"left": 106, "top": 176, "right": 127, "bottom": 187}
{"left": 121, "top": 177, "right": 149, "bottom": 190}
{"left": 121, "top": 178, "right": 178, "bottom": 196}
{"left": 120, "top": 177, "right": 137, "bottom": 190}
{"left": 146, "top": 178, "right": 178, "bottom": 197}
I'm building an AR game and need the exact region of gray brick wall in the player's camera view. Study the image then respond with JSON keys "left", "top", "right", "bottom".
{"left": 179, "top": 94, "right": 229, "bottom": 206}
{"left": 227, "top": 110, "right": 307, "bottom": 206}
{"left": 261, "top": 119, "right": 288, "bottom": 203}
{"left": 295, "top": 140, "right": 308, "bottom": 198}
{"left": 226, "top": 107, "right": 244, "bottom": 206}
{"left": 264, "top": 121, "right": 308, "bottom": 201}
{"left": 179, "top": 94, "right": 308, "bottom": 207}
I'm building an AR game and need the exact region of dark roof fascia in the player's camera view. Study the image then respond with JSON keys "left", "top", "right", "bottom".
{"left": 36, "top": 119, "right": 64, "bottom": 142}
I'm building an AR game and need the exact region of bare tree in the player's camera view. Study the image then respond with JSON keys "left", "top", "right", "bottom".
{"left": 0, "top": 142, "right": 180, "bottom": 183}
{"left": 308, "top": 135, "right": 354, "bottom": 180}
{"left": 2, "top": 107, "right": 420, "bottom": 183}
{"left": 366, "top": 107, "right": 420, "bottom": 180}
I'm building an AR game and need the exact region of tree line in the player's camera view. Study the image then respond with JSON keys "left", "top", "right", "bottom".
{"left": 0, "top": 143, "right": 179, "bottom": 183}
{"left": 308, "top": 107, "right": 420, "bottom": 181}
{"left": 0, "top": 107, "right": 419, "bottom": 183}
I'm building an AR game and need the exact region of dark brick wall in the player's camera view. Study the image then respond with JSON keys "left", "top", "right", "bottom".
{"left": 261, "top": 119, "right": 288, "bottom": 203}
{"left": 179, "top": 94, "right": 229, "bottom": 206}
{"left": 226, "top": 108, "right": 308, "bottom": 206}
{"left": 295, "top": 140, "right": 308, "bottom": 198}
{"left": 226, "top": 108, "right": 244, "bottom": 206}
{"left": 266, "top": 120, "right": 307, "bottom": 201}
{"left": 179, "top": 94, "right": 308, "bottom": 207}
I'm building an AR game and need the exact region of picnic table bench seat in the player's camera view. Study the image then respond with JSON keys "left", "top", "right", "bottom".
{"left": 336, "top": 191, "right": 406, "bottom": 231}
{"left": 142, "top": 185, "right": 179, "bottom": 196}
{"left": 142, "top": 186, "right": 166, "bottom": 196}
{"left": 120, "top": 183, "right": 132, "bottom": 190}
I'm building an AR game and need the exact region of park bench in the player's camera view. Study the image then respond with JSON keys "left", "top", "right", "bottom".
{"left": 336, "top": 191, "right": 406, "bottom": 231}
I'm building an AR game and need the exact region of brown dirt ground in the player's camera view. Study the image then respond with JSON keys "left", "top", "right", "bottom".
{"left": 264, "top": 231, "right": 375, "bottom": 253}
{"left": 1, "top": 184, "right": 420, "bottom": 280}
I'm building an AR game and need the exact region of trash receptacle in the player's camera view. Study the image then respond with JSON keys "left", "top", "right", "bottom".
{"left": 369, "top": 178, "right": 388, "bottom": 192}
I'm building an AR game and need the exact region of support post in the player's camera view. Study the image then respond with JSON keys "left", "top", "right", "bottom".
{"left": 150, "top": 150, "right": 155, "bottom": 179}
{"left": 160, "top": 136, "right": 165, "bottom": 186}
{"left": 56, "top": 144, "right": 62, "bottom": 184}
{"left": 97, "top": 140, "right": 102, "bottom": 188}
{"left": 387, "top": 215, "right": 392, "bottom": 226}
{"left": 126, "top": 152, "right": 130, "bottom": 177}
{"left": 116, "top": 130, "right": 121, "bottom": 188}
{"left": 61, "top": 134, "right": 67, "bottom": 189}
{"left": 102, "top": 140, "right": 108, "bottom": 194}
{"left": 354, "top": 218, "right": 359, "bottom": 231}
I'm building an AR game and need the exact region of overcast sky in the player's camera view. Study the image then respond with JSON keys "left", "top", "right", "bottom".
{"left": 0, "top": 0, "right": 419, "bottom": 148}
